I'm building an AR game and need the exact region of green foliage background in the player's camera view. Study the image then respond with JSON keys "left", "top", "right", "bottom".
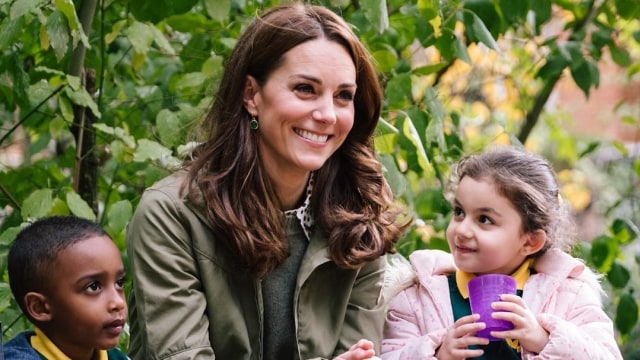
{"left": 1, "top": 0, "right": 639, "bottom": 355}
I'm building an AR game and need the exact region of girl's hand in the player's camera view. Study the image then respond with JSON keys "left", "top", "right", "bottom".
{"left": 490, "top": 294, "right": 549, "bottom": 353}
{"left": 435, "top": 314, "right": 490, "bottom": 360}
{"left": 333, "top": 339, "right": 376, "bottom": 360}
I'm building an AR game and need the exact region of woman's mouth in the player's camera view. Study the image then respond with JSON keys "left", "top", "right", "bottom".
{"left": 295, "top": 128, "right": 329, "bottom": 143}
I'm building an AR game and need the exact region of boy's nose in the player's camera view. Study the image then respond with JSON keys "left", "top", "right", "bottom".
{"left": 109, "top": 291, "right": 126, "bottom": 312}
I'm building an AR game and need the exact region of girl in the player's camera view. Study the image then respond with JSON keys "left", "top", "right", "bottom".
{"left": 380, "top": 146, "right": 622, "bottom": 359}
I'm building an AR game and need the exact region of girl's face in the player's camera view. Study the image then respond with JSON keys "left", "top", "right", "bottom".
{"left": 244, "top": 38, "right": 357, "bottom": 181}
{"left": 44, "top": 235, "right": 127, "bottom": 359}
{"left": 446, "top": 176, "right": 533, "bottom": 275}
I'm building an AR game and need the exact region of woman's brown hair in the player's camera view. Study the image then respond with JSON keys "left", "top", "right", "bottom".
{"left": 184, "top": 3, "right": 410, "bottom": 278}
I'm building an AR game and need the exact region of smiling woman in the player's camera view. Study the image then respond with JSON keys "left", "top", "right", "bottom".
{"left": 125, "top": 3, "right": 411, "bottom": 360}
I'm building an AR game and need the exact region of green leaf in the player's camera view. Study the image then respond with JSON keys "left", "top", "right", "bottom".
{"left": 54, "top": 0, "right": 89, "bottom": 47}
{"left": 93, "top": 124, "right": 135, "bottom": 148}
{"left": 149, "top": 24, "right": 176, "bottom": 56}
{"left": 590, "top": 235, "right": 615, "bottom": 272}
{"left": 134, "top": 139, "right": 178, "bottom": 166}
{"left": 125, "top": 21, "right": 155, "bottom": 55}
{"left": 464, "top": 12, "right": 499, "bottom": 50}
{"left": 361, "top": 0, "right": 389, "bottom": 34}
{"left": 156, "top": 109, "right": 182, "bottom": 148}
{"left": 0, "top": 17, "right": 25, "bottom": 51}
{"left": 129, "top": 0, "right": 199, "bottom": 23}
{"left": 528, "top": 0, "right": 551, "bottom": 32}
{"left": 45, "top": 10, "right": 70, "bottom": 61}
{"left": 66, "top": 191, "right": 96, "bottom": 221}
{"left": 569, "top": 60, "right": 597, "bottom": 98}
{"left": 615, "top": 0, "right": 640, "bottom": 20}
{"left": 204, "top": 0, "right": 231, "bottom": 22}
{"left": 611, "top": 218, "right": 639, "bottom": 244}
{"left": 379, "top": 153, "right": 406, "bottom": 196}
{"left": 417, "top": 0, "right": 439, "bottom": 19}
{"left": 64, "top": 87, "right": 101, "bottom": 118}
{"left": 107, "top": 200, "right": 133, "bottom": 235}
{"left": 372, "top": 47, "right": 398, "bottom": 73}
{"left": 608, "top": 43, "right": 631, "bottom": 67}
{"left": 402, "top": 116, "right": 430, "bottom": 174}
{"left": 10, "top": 0, "right": 47, "bottom": 19}
{"left": 0, "top": 283, "right": 12, "bottom": 312}
{"left": 0, "top": 226, "right": 22, "bottom": 246}
{"left": 615, "top": 292, "right": 638, "bottom": 335}
{"left": 21, "top": 189, "right": 54, "bottom": 219}
{"left": 412, "top": 63, "right": 447, "bottom": 76}
{"left": 606, "top": 261, "right": 630, "bottom": 288}
{"left": 384, "top": 73, "right": 412, "bottom": 110}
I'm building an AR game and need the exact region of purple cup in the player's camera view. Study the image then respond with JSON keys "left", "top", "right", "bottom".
{"left": 467, "top": 274, "right": 516, "bottom": 341}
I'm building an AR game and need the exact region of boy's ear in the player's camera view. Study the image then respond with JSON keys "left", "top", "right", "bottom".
{"left": 24, "top": 292, "right": 52, "bottom": 323}
{"left": 522, "top": 230, "right": 546, "bottom": 256}
{"left": 243, "top": 75, "right": 259, "bottom": 116}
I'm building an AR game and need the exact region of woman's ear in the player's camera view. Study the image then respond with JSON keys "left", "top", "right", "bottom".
{"left": 522, "top": 229, "right": 546, "bottom": 256}
{"left": 243, "top": 75, "right": 259, "bottom": 116}
{"left": 24, "top": 292, "right": 52, "bottom": 323}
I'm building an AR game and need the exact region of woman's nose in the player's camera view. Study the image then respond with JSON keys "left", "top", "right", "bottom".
{"left": 312, "top": 96, "right": 337, "bottom": 124}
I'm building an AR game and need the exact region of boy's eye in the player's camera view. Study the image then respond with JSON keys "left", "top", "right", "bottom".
{"left": 86, "top": 282, "right": 101, "bottom": 292}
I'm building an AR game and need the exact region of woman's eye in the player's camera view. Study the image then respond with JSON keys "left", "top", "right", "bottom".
{"left": 336, "top": 90, "right": 354, "bottom": 101}
{"left": 294, "top": 84, "right": 314, "bottom": 94}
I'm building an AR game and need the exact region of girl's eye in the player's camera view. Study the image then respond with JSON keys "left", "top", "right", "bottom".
{"left": 453, "top": 206, "right": 465, "bottom": 218}
{"left": 479, "top": 215, "right": 493, "bottom": 225}
{"left": 116, "top": 276, "right": 126, "bottom": 289}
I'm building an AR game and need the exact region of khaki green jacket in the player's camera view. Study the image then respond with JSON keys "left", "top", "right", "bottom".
{"left": 126, "top": 171, "right": 387, "bottom": 360}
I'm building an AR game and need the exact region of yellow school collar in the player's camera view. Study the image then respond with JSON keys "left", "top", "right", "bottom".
{"left": 31, "top": 327, "right": 108, "bottom": 360}
{"left": 456, "top": 258, "right": 534, "bottom": 299}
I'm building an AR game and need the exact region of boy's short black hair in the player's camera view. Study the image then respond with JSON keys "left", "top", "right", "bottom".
{"left": 8, "top": 215, "right": 109, "bottom": 322}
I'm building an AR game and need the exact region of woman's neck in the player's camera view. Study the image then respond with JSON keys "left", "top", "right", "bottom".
{"left": 270, "top": 171, "right": 310, "bottom": 211}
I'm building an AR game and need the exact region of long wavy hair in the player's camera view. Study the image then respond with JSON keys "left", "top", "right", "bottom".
{"left": 184, "top": 3, "right": 410, "bottom": 278}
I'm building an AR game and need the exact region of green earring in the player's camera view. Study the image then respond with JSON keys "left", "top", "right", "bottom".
{"left": 249, "top": 116, "right": 259, "bottom": 130}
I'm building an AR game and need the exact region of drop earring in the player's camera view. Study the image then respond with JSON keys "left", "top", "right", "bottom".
{"left": 249, "top": 115, "right": 259, "bottom": 130}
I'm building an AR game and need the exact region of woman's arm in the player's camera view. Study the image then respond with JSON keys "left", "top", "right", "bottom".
{"left": 127, "top": 187, "right": 215, "bottom": 360}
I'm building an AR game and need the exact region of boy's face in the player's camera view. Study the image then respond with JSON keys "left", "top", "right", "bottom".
{"left": 44, "top": 235, "right": 126, "bottom": 357}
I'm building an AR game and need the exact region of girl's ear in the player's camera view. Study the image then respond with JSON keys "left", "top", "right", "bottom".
{"left": 522, "top": 229, "right": 546, "bottom": 256}
{"left": 243, "top": 75, "right": 259, "bottom": 116}
{"left": 24, "top": 292, "right": 52, "bottom": 323}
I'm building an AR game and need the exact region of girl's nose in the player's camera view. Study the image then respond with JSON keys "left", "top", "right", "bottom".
{"left": 456, "top": 218, "right": 474, "bottom": 239}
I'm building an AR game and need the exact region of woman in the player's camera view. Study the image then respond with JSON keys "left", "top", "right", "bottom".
{"left": 126, "top": 3, "right": 410, "bottom": 360}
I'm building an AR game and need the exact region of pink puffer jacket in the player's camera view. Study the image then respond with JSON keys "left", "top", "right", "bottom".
{"left": 380, "top": 249, "right": 622, "bottom": 360}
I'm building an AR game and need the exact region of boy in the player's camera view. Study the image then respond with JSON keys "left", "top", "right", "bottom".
{"left": 3, "top": 216, "right": 129, "bottom": 360}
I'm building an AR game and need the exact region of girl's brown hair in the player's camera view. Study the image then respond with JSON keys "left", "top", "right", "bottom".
{"left": 446, "top": 146, "right": 576, "bottom": 255}
{"left": 184, "top": 3, "right": 410, "bottom": 278}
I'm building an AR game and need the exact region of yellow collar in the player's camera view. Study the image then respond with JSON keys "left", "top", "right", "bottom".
{"left": 456, "top": 258, "right": 533, "bottom": 299}
{"left": 31, "top": 327, "right": 107, "bottom": 360}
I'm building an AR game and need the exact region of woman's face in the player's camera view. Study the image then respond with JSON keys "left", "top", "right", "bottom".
{"left": 244, "top": 38, "right": 357, "bottom": 180}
